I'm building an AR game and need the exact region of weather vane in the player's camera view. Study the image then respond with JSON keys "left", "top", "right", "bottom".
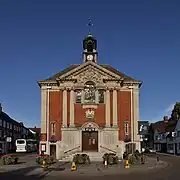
{"left": 87, "top": 17, "right": 93, "bottom": 35}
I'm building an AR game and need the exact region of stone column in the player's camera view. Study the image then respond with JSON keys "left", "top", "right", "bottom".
{"left": 46, "top": 88, "right": 51, "bottom": 155}
{"left": 95, "top": 90, "right": 99, "bottom": 103}
{"left": 81, "top": 90, "right": 85, "bottom": 104}
{"left": 133, "top": 89, "right": 140, "bottom": 142}
{"left": 113, "top": 89, "right": 118, "bottom": 127}
{"left": 62, "top": 89, "right": 67, "bottom": 127}
{"left": 69, "top": 89, "right": 75, "bottom": 127}
{"left": 41, "top": 89, "right": 47, "bottom": 135}
{"left": 105, "top": 89, "right": 110, "bottom": 127}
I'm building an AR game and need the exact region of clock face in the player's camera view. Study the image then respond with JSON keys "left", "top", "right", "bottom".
{"left": 87, "top": 54, "right": 93, "bottom": 61}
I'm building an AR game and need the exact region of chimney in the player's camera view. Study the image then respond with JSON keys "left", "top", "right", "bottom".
{"left": 0, "top": 103, "right": 2, "bottom": 115}
{"left": 20, "top": 122, "right": 24, "bottom": 126}
{"left": 163, "top": 116, "right": 168, "bottom": 123}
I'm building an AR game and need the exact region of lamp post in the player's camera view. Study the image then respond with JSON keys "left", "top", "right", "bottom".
{"left": 128, "top": 86, "right": 134, "bottom": 154}
{"left": 4, "top": 135, "right": 7, "bottom": 154}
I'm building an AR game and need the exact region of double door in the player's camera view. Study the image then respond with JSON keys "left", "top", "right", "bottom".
{"left": 82, "top": 131, "right": 98, "bottom": 151}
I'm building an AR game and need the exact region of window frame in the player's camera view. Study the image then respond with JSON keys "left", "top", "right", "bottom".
{"left": 50, "top": 122, "right": 56, "bottom": 135}
{"left": 124, "top": 122, "right": 129, "bottom": 135}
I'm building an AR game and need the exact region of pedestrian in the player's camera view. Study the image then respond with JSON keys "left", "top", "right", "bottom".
{"left": 157, "top": 155, "right": 159, "bottom": 162}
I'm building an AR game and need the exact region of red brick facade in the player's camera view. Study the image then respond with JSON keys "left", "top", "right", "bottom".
{"left": 74, "top": 104, "right": 106, "bottom": 127}
{"left": 117, "top": 91, "right": 131, "bottom": 141}
{"left": 48, "top": 91, "right": 63, "bottom": 141}
{"left": 41, "top": 90, "right": 132, "bottom": 142}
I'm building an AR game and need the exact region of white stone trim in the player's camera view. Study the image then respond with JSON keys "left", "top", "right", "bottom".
{"left": 69, "top": 90, "right": 75, "bottom": 127}
{"left": 105, "top": 90, "right": 110, "bottom": 127}
{"left": 113, "top": 90, "right": 118, "bottom": 127}
{"left": 46, "top": 88, "right": 51, "bottom": 154}
{"left": 58, "top": 61, "right": 121, "bottom": 80}
{"left": 133, "top": 89, "right": 140, "bottom": 142}
{"left": 81, "top": 90, "right": 85, "bottom": 104}
{"left": 62, "top": 90, "right": 67, "bottom": 127}
{"left": 95, "top": 90, "right": 99, "bottom": 103}
{"left": 82, "top": 104, "right": 98, "bottom": 109}
{"left": 130, "top": 88, "right": 133, "bottom": 141}
{"left": 41, "top": 89, "right": 47, "bottom": 133}
{"left": 81, "top": 122, "right": 99, "bottom": 131}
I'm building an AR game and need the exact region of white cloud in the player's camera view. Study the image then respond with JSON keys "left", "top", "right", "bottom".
{"left": 150, "top": 103, "right": 175, "bottom": 122}
{"left": 164, "top": 103, "right": 174, "bottom": 116}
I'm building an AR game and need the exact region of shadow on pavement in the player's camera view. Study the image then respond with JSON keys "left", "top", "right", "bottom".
{"left": 0, "top": 166, "right": 46, "bottom": 180}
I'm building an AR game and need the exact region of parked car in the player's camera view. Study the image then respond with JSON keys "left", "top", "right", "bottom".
{"left": 149, "top": 148, "right": 156, "bottom": 153}
{"left": 142, "top": 148, "right": 156, "bottom": 153}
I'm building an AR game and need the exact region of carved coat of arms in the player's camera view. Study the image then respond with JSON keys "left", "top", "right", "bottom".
{"left": 85, "top": 109, "right": 95, "bottom": 119}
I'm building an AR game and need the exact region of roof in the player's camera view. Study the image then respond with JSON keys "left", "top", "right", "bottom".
{"left": 165, "top": 120, "right": 177, "bottom": 132}
{"left": 151, "top": 120, "right": 177, "bottom": 133}
{"left": 39, "top": 64, "right": 141, "bottom": 83}
{"left": 29, "top": 127, "right": 41, "bottom": 134}
{"left": 151, "top": 121, "right": 166, "bottom": 133}
{"left": 0, "top": 112, "right": 26, "bottom": 127}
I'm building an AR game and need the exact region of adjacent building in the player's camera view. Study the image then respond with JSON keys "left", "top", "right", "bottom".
{"left": 0, "top": 104, "right": 30, "bottom": 153}
{"left": 28, "top": 126, "right": 40, "bottom": 142}
{"left": 148, "top": 116, "right": 178, "bottom": 154}
{"left": 138, "top": 121, "right": 149, "bottom": 150}
{"left": 174, "top": 120, "right": 180, "bottom": 155}
{"left": 38, "top": 33, "right": 142, "bottom": 159}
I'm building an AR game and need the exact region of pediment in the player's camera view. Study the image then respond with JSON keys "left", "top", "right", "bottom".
{"left": 56, "top": 61, "right": 122, "bottom": 86}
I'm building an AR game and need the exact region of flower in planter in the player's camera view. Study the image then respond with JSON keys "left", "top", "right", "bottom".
{"left": 72, "top": 154, "right": 90, "bottom": 165}
{"left": 102, "top": 153, "right": 118, "bottom": 165}
{"left": 1, "top": 155, "right": 19, "bottom": 165}
{"left": 36, "top": 154, "right": 54, "bottom": 165}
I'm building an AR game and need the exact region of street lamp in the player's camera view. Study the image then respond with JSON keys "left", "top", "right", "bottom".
{"left": 128, "top": 86, "right": 134, "bottom": 153}
{"left": 3, "top": 134, "right": 7, "bottom": 154}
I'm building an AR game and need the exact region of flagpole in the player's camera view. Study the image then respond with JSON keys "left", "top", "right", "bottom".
{"left": 87, "top": 17, "right": 93, "bottom": 35}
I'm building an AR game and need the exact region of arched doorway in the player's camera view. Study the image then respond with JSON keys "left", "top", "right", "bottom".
{"left": 81, "top": 122, "right": 99, "bottom": 152}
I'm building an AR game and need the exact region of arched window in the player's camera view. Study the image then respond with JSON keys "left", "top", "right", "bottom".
{"left": 84, "top": 81, "right": 96, "bottom": 103}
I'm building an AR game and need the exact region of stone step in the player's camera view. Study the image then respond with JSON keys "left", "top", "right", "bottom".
{"left": 59, "top": 152, "right": 104, "bottom": 162}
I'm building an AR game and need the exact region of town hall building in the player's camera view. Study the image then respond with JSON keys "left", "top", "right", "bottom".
{"left": 38, "top": 33, "right": 142, "bottom": 160}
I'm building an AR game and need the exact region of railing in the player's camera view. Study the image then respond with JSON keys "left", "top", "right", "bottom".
{"left": 64, "top": 146, "right": 80, "bottom": 154}
{"left": 100, "top": 146, "right": 116, "bottom": 154}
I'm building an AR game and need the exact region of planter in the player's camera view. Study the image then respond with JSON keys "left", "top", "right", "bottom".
{"left": 128, "top": 150, "right": 147, "bottom": 165}
{"left": 73, "top": 154, "right": 90, "bottom": 164}
{"left": 36, "top": 154, "right": 54, "bottom": 165}
{"left": 102, "top": 153, "right": 118, "bottom": 165}
{"left": 0, "top": 155, "right": 19, "bottom": 165}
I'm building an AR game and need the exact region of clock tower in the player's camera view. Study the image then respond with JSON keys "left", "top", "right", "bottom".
{"left": 83, "top": 34, "right": 98, "bottom": 63}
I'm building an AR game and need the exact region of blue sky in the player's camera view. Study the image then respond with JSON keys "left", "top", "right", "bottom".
{"left": 0, "top": 0, "right": 180, "bottom": 127}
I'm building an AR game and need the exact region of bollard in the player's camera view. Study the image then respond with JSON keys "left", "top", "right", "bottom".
{"left": 71, "top": 161, "right": 77, "bottom": 171}
{"left": 41, "top": 160, "right": 47, "bottom": 168}
{"left": 125, "top": 160, "right": 130, "bottom": 168}
{"left": 104, "top": 159, "right": 108, "bottom": 168}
